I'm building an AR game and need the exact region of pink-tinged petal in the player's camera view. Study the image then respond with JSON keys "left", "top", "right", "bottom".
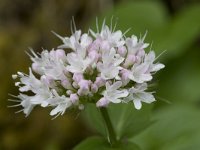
{"left": 133, "top": 99, "right": 142, "bottom": 110}
{"left": 151, "top": 63, "right": 165, "bottom": 72}
{"left": 100, "top": 41, "right": 110, "bottom": 50}
{"left": 77, "top": 79, "right": 91, "bottom": 96}
{"left": 55, "top": 49, "right": 66, "bottom": 59}
{"left": 95, "top": 77, "right": 106, "bottom": 87}
{"left": 61, "top": 79, "right": 72, "bottom": 89}
{"left": 111, "top": 81, "right": 122, "bottom": 90}
{"left": 118, "top": 46, "right": 127, "bottom": 57}
{"left": 91, "top": 84, "right": 98, "bottom": 93}
{"left": 96, "top": 97, "right": 110, "bottom": 107}
{"left": 70, "top": 93, "right": 79, "bottom": 104}
{"left": 73, "top": 73, "right": 83, "bottom": 83}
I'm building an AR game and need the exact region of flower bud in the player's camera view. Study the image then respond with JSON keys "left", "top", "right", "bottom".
{"left": 100, "top": 41, "right": 110, "bottom": 50}
{"left": 66, "top": 90, "right": 73, "bottom": 95}
{"left": 135, "top": 56, "right": 141, "bottom": 63}
{"left": 15, "top": 82, "right": 20, "bottom": 86}
{"left": 94, "top": 77, "right": 106, "bottom": 88}
{"left": 118, "top": 46, "right": 127, "bottom": 57}
{"left": 12, "top": 74, "right": 18, "bottom": 79}
{"left": 72, "top": 82, "right": 79, "bottom": 89}
{"left": 77, "top": 79, "right": 91, "bottom": 96}
{"left": 70, "top": 93, "right": 79, "bottom": 104}
{"left": 32, "top": 63, "right": 42, "bottom": 74}
{"left": 41, "top": 75, "right": 53, "bottom": 86}
{"left": 63, "top": 69, "right": 71, "bottom": 78}
{"left": 137, "top": 49, "right": 145, "bottom": 58}
{"left": 121, "top": 69, "right": 130, "bottom": 86}
{"left": 55, "top": 49, "right": 66, "bottom": 59}
{"left": 88, "top": 39, "right": 101, "bottom": 52}
{"left": 17, "top": 72, "right": 24, "bottom": 76}
{"left": 73, "top": 73, "right": 83, "bottom": 83}
{"left": 124, "top": 54, "right": 136, "bottom": 68}
{"left": 88, "top": 50, "right": 99, "bottom": 62}
{"left": 96, "top": 97, "right": 110, "bottom": 107}
{"left": 61, "top": 79, "right": 72, "bottom": 89}
{"left": 91, "top": 83, "right": 98, "bottom": 93}
{"left": 78, "top": 104, "right": 84, "bottom": 110}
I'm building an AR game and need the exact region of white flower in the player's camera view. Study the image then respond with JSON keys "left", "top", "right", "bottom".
{"left": 90, "top": 23, "right": 125, "bottom": 47}
{"left": 126, "top": 34, "right": 149, "bottom": 55}
{"left": 65, "top": 34, "right": 94, "bottom": 73}
{"left": 101, "top": 81, "right": 128, "bottom": 104}
{"left": 79, "top": 33, "right": 93, "bottom": 49}
{"left": 55, "top": 31, "right": 93, "bottom": 51}
{"left": 66, "top": 52, "right": 92, "bottom": 73}
{"left": 49, "top": 90, "right": 72, "bottom": 116}
{"left": 18, "top": 94, "right": 35, "bottom": 117}
{"left": 127, "top": 51, "right": 165, "bottom": 83}
{"left": 30, "top": 49, "right": 67, "bottom": 80}
{"left": 128, "top": 63, "right": 152, "bottom": 83}
{"left": 54, "top": 30, "right": 81, "bottom": 50}
{"left": 97, "top": 48, "right": 124, "bottom": 79}
{"left": 144, "top": 51, "right": 165, "bottom": 72}
{"left": 16, "top": 68, "right": 43, "bottom": 92}
{"left": 125, "top": 83, "right": 155, "bottom": 109}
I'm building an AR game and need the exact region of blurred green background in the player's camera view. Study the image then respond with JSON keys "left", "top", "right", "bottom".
{"left": 0, "top": 0, "right": 200, "bottom": 149}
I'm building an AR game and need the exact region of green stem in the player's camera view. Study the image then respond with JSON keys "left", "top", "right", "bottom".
{"left": 99, "top": 107, "right": 118, "bottom": 147}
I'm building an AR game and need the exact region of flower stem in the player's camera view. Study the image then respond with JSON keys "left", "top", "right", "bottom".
{"left": 99, "top": 107, "right": 117, "bottom": 147}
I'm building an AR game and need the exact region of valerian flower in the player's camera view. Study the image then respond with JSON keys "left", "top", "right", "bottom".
{"left": 125, "top": 83, "right": 155, "bottom": 109}
{"left": 10, "top": 19, "right": 164, "bottom": 117}
{"left": 96, "top": 81, "right": 128, "bottom": 107}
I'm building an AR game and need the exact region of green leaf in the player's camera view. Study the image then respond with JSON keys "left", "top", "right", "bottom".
{"left": 82, "top": 104, "right": 107, "bottom": 137}
{"left": 153, "top": 4, "right": 200, "bottom": 59}
{"left": 74, "top": 136, "right": 141, "bottom": 150}
{"left": 132, "top": 104, "right": 200, "bottom": 150}
{"left": 73, "top": 136, "right": 109, "bottom": 150}
{"left": 157, "top": 46, "right": 200, "bottom": 104}
{"left": 108, "top": 103, "right": 153, "bottom": 139}
{"left": 82, "top": 103, "right": 153, "bottom": 140}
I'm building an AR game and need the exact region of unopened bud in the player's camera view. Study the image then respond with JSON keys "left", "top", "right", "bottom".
{"left": 73, "top": 73, "right": 83, "bottom": 83}
{"left": 96, "top": 97, "right": 110, "bottom": 107}
{"left": 91, "top": 83, "right": 98, "bottom": 93}
{"left": 95, "top": 77, "right": 106, "bottom": 88}
{"left": 118, "top": 46, "right": 127, "bottom": 57}
{"left": 70, "top": 93, "right": 79, "bottom": 104}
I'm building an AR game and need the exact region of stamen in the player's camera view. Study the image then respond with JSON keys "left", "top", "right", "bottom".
{"left": 12, "top": 74, "right": 18, "bottom": 79}
{"left": 101, "top": 18, "right": 106, "bottom": 32}
{"left": 52, "top": 112, "right": 62, "bottom": 120}
{"left": 70, "top": 20, "right": 73, "bottom": 34}
{"left": 8, "top": 93, "right": 19, "bottom": 98}
{"left": 96, "top": 17, "right": 99, "bottom": 33}
{"left": 8, "top": 99, "right": 21, "bottom": 102}
{"left": 7, "top": 104, "right": 21, "bottom": 108}
{"left": 15, "top": 109, "right": 24, "bottom": 114}
{"left": 122, "top": 28, "right": 131, "bottom": 37}
{"left": 51, "top": 31, "right": 64, "bottom": 40}
{"left": 112, "top": 17, "right": 118, "bottom": 32}
{"left": 155, "top": 50, "right": 167, "bottom": 61}
{"left": 110, "top": 16, "right": 113, "bottom": 32}
{"left": 72, "top": 16, "right": 77, "bottom": 32}
{"left": 29, "top": 47, "right": 38, "bottom": 58}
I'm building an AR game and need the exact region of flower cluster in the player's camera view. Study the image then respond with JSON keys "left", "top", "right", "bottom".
{"left": 11, "top": 21, "right": 164, "bottom": 117}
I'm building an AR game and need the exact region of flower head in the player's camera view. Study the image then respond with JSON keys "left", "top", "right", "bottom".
{"left": 11, "top": 19, "right": 164, "bottom": 117}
